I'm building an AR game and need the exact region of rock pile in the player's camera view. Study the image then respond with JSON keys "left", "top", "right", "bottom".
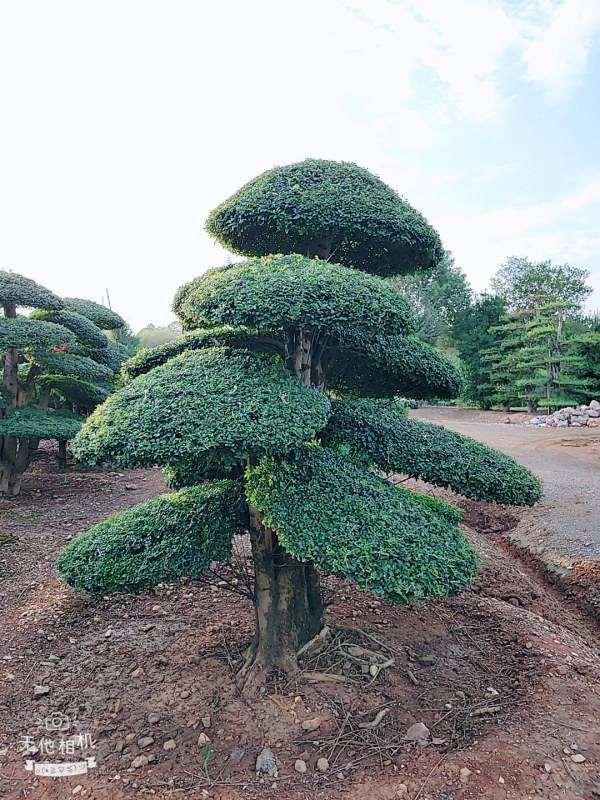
{"left": 527, "top": 400, "right": 600, "bottom": 428}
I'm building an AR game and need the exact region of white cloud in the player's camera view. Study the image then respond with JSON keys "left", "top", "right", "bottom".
{"left": 521, "top": 0, "right": 600, "bottom": 101}
{"left": 436, "top": 176, "right": 600, "bottom": 308}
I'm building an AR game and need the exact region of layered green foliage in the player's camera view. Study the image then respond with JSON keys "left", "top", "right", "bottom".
{"left": 31, "top": 351, "right": 115, "bottom": 385}
{"left": 62, "top": 298, "right": 125, "bottom": 330}
{"left": 37, "top": 375, "right": 110, "bottom": 408}
{"left": 121, "top": 326, "right": 265, "bottom": 381}
{"left": 328, "top": 333, "right": 462, "bottom": 399}
{"left": 0, "top": 407, "right": 84, "bottom": 439}
{"left": 74, "top": 348, "right": 331, "bottom": 473}
{"left": 32, "top": 310, "right": 110, "bottom": 349}
{"left": 324, "top": 398, "right": 542, "bottom": 505}
{"left": 56, "top": 481, "right": 246, "bottom": 597}
{"left": 246, "top": 447, "right": 478, "bottom": 603}
{"left": 206, "top": 159, "right": 443, "bottom": 277}
{"left": 0, "top": 317, "right": 74, "bottom": 349}
{"left": 174, "top": 255, "right": 415, "bottom": 336}
{"left": 0, "top": 271, "right": 63, "bottom": 310}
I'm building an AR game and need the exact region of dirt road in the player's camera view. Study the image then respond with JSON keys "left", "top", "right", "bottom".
{"left": 413, "top": 406, "right": 600, "bottom": 567}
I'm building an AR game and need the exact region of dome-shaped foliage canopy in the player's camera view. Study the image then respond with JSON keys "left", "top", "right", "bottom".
{"left": 206, "top": 160, "right": 443, "bottom": 277}
{"left": 31, "top": 310, "right": 109, "bottom": 349}
{"left": 31, "top": 351, "right": 116, "bottom": 385}
{"left": 0, "top": 316, "right": 75, "bottom": 350}
{"left": 75, "top": 339, "right": 130, "bottom": 372}
{"left": 56, "top": 480, "right": 246, "bottom": 597}
{"left": 327, "top": 332, "right": 462, "bottom": 399}
{"left": 37, "top": 375, "right": 110, "bottom": 409}
{"left": 121, "top": 326, "right": 270, "bottom": 382}
{"left": 173, "top": 255, "right": 415, "bottom": 337}
{"left": 0, "top": 271, "right": 63, "bottom": 311}
{"left": 246, "top": 446, "right": 478, "bottom": 603}
{"left": 324, "top": 398, "right": 542, "bottom": 506}
{"left": 0, "top": 407, "right": 83, "bottom": 439}
{"left": 74, "top": 348, "right": 331, "bottom": 474}
{"left": 62, "top": 297, "right": 125, "bottom": 330}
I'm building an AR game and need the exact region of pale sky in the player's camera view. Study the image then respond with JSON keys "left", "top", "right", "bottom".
{"left": 1, "top": 0, "right": 600, "bottom": 331}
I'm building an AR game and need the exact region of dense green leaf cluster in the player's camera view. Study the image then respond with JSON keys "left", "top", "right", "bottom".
{"left": 37, "top": 375, "right": 110, "bottom": 408}
{"left": 328, "top": 333, "right": 462, "bottom": 399}
{"left": 0, "top": 407, "right": 83, "bottom": 439}
{"left": 62, "top": 297, "right": 125, "bottom": 330}
{"left": 56, "top": 480, "right": 246, "bottom": 597}
{"left": 394, "top": 485, "right": 465, "bottom": 525}
{"left": 0, "top": 271, "right": 63, "bottom": 310}
{"left": 74, "top": 348, "right": 331, "bottom": 474}
{"left": 0, "top": 316, "right": 74, "bottom": 349}
{"left": 206, "top": 160, "right": 443, "bottom": 277}
{"left": 324, "top": 399, "right": 542, "bottom": 505}
{"left": 76, "top": 338, "right": 131, "bottom": 372}
{"left": 31, "top": 351, "right": 116, "bottom": 384}
{"left": 246, "top": 446, "right": 478, "bottom": 603}
{"left": 32, "top": 310, "right": 109, "bottom": 349}
{"left": 121, "top": 326, "right": 265, "bottom": 381}
{"left": 174, "top": 255, "right": 415, "bottom": 336}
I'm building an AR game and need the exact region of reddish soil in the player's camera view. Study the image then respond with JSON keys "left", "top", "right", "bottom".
{"left": 0, "top": 451, "right": 599, "bottom": 800}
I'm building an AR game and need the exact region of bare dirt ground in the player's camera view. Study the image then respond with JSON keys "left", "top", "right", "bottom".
{"left": 0, "top": 449, "right": 599, "bottom": 800}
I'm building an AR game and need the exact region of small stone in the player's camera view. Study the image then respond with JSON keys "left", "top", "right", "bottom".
{"left": 138, "top": 736, "right": 154, "bottom": 748}
{"left": 460, "top": 767, "right": 472, "bottom": 782}
{"left": 202, "top": 715, "right": 212, "bottom": 728}
{"left": 131, "top": 754, "right": 149, "bottom": 769}
{"left": 418, "top": 654, "right": 436, "bottom": 666}
{"left": 72, "top": 785, "right": 83, "bottom": 795}
{"left": 316, "top": 757, "right": 329, "bottom": 772}
{"left": 180, "top": 690, "right": 191, "bottom": 699}
{"left": 499, "top": 776, "right": 505, "bottom": 784}
{"left": 570, "top": 754, "right": 586, "bottom": 763}
{"left": 197, "top": 733, "right": 211, "bottom": 745}
{"left": 256, "top": 747, "right": 278, "bottom": 777}
{"left": 544, "top": 761, "right": 553, "bottom": 772}
{"left": 369, "top": 664, "right": 379, "bottom": 677}
{"left": 147, "top": 713, "right": 160, "bottom": 724}
{"left": 486, "top": 686, "right": 499, "bottom": 697}
{"left": 163, "top": 739, "right": 176, "bottom": 751}
{"left": 396, "top": 785, "right": 408, "bottom": 798}
{"left": 33, "top": 685, "right": 50, "bottom": 698}
{"left": 229, "top": 746, "right": 244, "bottom": 764}
{"left": 404, "top": 722, "right": 430, "bottom": 741}
{"left": 295, "top": 759, "right": 307, "bottom": 773}
{"left": 302, "top": 717, "right": 321, "bottom": 732}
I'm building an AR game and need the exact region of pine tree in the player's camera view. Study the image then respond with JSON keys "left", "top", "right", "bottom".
{"left": 0, "top": 272, "right": 127, "bottom": 495}
{"left": 57, "top": 160, "right": 541, "bottom": 681}
{"left": 453, "top": 294, "right": 506, "bottom": 409}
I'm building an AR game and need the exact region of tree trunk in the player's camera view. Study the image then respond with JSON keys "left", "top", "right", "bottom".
{"left": 242, "top": 508, "right": 323, "bottom": 679}
{"left": 57, "top": 439, "right": 68, "bottom": 469}
{"left": 0, "top": 436, "right": 33, "bottom": 497}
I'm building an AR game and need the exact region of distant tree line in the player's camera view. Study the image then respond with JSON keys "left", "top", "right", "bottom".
{"left": 392, "top": 255, "right": 599, "bottom": 411}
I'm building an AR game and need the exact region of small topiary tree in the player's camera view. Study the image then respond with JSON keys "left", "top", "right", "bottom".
{"left": 0, "top": 272, "right": 128, "bottom": 495}
{"left": 57, "top": 160, "right": 542, "bottom": 682}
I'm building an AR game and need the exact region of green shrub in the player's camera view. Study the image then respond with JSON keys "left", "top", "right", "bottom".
{"left": 246, "top": 446, "right": 478, "bottom": 604}
{"left": 173, "top": 254, "right": 415, "bottom": 336}
{"left": 74, "top": 348, "right": 331, "bottom": 474}
{"left": 324, "top": 398, "right": 542, "bottom": 505}
{"left": 206, "top": 159, "right": 443, "bottom": 277}
{"left": 56, "top": 481, "right": 246, "bottom": 597}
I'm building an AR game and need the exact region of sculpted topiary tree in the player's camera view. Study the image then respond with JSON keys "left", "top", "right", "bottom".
{"left": 57, "top": 160, "right": 542, "bottom": 680}
{"left": 0, "top": 272, "right": 127, "bottom": 495}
